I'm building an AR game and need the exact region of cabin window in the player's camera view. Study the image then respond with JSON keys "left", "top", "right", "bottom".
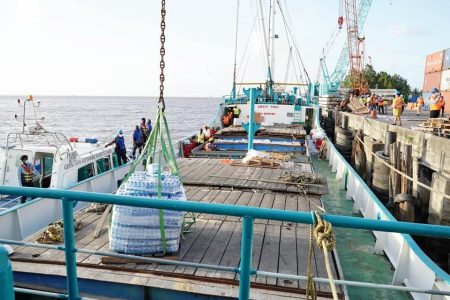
{"left": 77, "top": 163, "right": 95, "bottom": 182}
{"left": 96, "top": 157, "right": 111, "bottom": 174}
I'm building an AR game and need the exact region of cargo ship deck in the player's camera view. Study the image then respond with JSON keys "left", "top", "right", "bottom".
{"left": 9, "top": 125, "right": 344, "bottom": 299}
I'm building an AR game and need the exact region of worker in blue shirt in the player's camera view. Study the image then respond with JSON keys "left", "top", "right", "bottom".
{"left": 132, "top": 125, "right": 143, "bottom": 159}
{"left": 106, "top": 130, "right": 128, "bottom": 165}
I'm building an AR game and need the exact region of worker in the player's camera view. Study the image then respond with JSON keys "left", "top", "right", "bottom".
{"left": 392, "top": 92, "right": 403, "bottom": 126}
{"left": 416, "top": 95, "right": 424, "bottom": 116}
{"left": 203, "top": 138, "right": 218, "bottom": 152}
{"left": 369, "top": 93, "right": 377, "bottom": 111}
{"left": 18, "top": 155, "right": 38, "bottom": 204}
{"left": 378, "top": 97, "right": 385, "bottom": 115}
{"left": 203, "top": 125, "right": 211, "bottom": 140}
{"left": 132, "top": 125, "right": 143, "bottom": 159}
{"left": 140, "top": 118, "right": 149, "bottom": 144}
{"left": 232, "top": 105, "right": 241, "bottom": 118}
{"left": 438, "top": 95, "right": 445, "bottom": 117}
{"left": 106, "top": 130, "right": 128, "bottom": 165}
{"left": 222, "top": 113, "right": 231, "bottom": 127}
{"left": 197, "top": 128, "right": 205, "bottom": 144}
{"left": 428, "top": 88, "right": 441, "bottom": 118}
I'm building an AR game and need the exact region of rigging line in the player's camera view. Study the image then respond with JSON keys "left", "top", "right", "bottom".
{"left": 232, "top": 0, "right": 240, "bottom": 94}
{"left": 236, "top": 7, "right": 259, "bottom": 79}
{"left": 238, "top": 2, "right": 258, "bottom": 89}
{"left": 268, "top": 0, "right": 273, "bottom": 67}
{"left": 254, "top": 0, "right": 268, "bottom": 79}
{"left": 277, "top": 0, "right": 310, "bottom": 84}
{"left": 284, "top": 47, "right": 292, "bottom": 84}
{"left": 277, "top": 0, "right": 303, "bottom": 84}
{"left": 258, "top": 0, "right": 271, "bottom": 75}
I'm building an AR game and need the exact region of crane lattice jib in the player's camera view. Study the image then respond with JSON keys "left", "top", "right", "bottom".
{"left": 329, "top": 0, "right": 372, "bottom": 83}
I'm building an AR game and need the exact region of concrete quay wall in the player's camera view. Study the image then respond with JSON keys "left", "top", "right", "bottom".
{"left": 340, "top": 112, "right": 450, "bottom": 226}
{"left": 341, "top": 112, "right": 450, "bottom": 176}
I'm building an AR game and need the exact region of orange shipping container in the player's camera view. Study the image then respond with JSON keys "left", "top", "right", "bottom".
{"left": 423, "top": 71, "right": 442, "bottom": 92}
{"left": 425, "top": 50, "right": 444, "bottom": 74}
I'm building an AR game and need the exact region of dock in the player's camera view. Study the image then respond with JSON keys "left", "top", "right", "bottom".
{"left": 10, "top": 126, "right": 342, "bottom": 299}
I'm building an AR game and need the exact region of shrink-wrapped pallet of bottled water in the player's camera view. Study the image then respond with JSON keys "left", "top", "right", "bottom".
{"left": 110, "top": 165, "right": 186, "bottom": 255}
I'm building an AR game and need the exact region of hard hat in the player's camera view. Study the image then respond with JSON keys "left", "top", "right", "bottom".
{"left": 208, "top": 138, "right": 214, "bottom": 142}
{"left": 432, "top": 87, "right": 439, "bottom": 93}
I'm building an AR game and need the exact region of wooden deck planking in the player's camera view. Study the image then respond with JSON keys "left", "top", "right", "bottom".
{"left": 255, "top": 224, "right": 280, "bottom": 285}
{"left": 283, "top": 194, "right": 298, "bottom": 226}
{"left": 225, "top": 191, "right": 253, "bottom": 222}
{"left": 179, "top": 158, "right": 327, "bottom": 195}
{"left": 257, "top": 193, "right": 275, "bottom": 225}
{"left": 173, "top": 220, "right": 222, "bottom": 275}
{"left": 10, "top": 186, "right": 338, "bottom": 296}
{"left": 268, "top": 193, "right": 286, "bottom": 226}
{"left": 154, "top": 218, "right": 209, "bottom": 273}
{"left": 207, "top": 221, "right": 242, "bottom": 279}
{"left": 194, "top": 221, "right": 236, "bottom": 277}
{"left": 12, "top": 211, "right": 101, "bottom": 260}
{"left": 277, "top": 225, "right": 299, "bottom": 289}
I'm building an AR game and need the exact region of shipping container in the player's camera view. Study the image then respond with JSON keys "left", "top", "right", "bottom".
{"left": 423, "top": 71, "right": 442, "bottom": 92}
{"left": 441, "top": 69, "right": 450, "bottom": 91}
{"left": 443, "top": 48, "right": 450, "bottom": 71}
{"left": 425, "top": 50, "right": 444, "bottom": 74}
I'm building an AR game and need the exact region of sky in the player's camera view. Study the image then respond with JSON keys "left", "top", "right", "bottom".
{"left": 0, "top": 0, "right": 449, "bottom": 97}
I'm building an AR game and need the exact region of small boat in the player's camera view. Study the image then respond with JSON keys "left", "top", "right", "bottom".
{"left": 0, "top": 96, "right": 132, "bottom": 240}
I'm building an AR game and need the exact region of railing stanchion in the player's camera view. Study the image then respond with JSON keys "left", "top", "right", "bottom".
{"left": 61, "top": 197, "right": 79, "bottom": 300}
{"left": 0, "top": 246, "right": 15, "bottom": 300}
{"left": 239, "top": 216, "right": 254, "bottom": 300}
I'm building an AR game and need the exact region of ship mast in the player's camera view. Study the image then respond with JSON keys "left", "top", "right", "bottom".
{"left": 270, "top": 0, "right": 276, "bottom": 82}
{"left": 258, "top": 0, "right": 273, "bottom": 95}
{"left": 231, "top": 0, "right": 240, "bottom": 99}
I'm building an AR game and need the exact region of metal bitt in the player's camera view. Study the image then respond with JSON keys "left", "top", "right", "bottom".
{"left": 239, "top": 216, "right": 254, "bottom": 300}
{"left": 0, "top": 245, "right": 14, "bottom": 300}
{"left": 61, "top": 197, "right": 79, "bottom": 300}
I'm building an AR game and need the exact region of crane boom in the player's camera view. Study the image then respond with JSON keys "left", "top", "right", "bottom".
{"left": 329, "top": 0, "right": 372, "bottom": 83}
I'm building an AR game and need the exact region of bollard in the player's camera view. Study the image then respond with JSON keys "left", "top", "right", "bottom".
{"left": 0, "top": 245, "right": 15, "bottom": 300}
{"left": 384, "top": 131, "right": 397, "bottom": 157}
{"left": 342, "top": 115, "right": 349, "bottom": 129}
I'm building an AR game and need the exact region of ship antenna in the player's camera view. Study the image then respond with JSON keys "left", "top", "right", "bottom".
{"left": 231, "top": 0, "right": 240, "bottom": 99}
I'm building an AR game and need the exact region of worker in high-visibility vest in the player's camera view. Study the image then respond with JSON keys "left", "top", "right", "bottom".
{"left": 428, "top": 88, "right": 441, "bottom": 118}
{"left": 416, "top": 95, "right": 424, "bottom": 116}
{"left": 392, "top": 92, "right": 404, "bottom": 126}
{"left": 18, "top": 155, "right": 37, "bottom": 204}
{"left": 438, "top": 95, "right": 445, "bottom": 117}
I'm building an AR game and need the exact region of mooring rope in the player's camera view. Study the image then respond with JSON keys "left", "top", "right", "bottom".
{"left": 313, "top": 212, "right": 338, "bottom": 300}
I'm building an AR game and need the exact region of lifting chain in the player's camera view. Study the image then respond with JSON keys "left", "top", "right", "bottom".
{"left": 158, "top": 0, "right": 166, "bottom": 111}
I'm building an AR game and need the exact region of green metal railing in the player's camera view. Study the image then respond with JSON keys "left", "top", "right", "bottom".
{"left": 0, "top": 185, "right": 449, "bottom": 300}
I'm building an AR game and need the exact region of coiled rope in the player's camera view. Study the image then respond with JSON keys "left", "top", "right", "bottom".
{"left": 312, "top": 212, "right": 338, "bottom": 300}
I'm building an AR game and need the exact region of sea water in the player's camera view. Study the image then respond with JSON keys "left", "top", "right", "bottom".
{"left": 0, "top": 95, "right": 222, "bottom": 146}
